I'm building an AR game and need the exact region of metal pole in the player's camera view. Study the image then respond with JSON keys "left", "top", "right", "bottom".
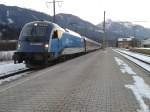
{"left": 103, "top": 11, "right": 106, "bottom": 49}
{"left": 53, "top": 0, "right": 56, "bottom": 23}
{"left": 46, "top": 0, "right": 63, "bottom": 23}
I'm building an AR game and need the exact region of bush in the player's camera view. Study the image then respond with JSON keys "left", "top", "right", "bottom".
{"left": 0, "top": 51, "right": 14, "bottom": 61}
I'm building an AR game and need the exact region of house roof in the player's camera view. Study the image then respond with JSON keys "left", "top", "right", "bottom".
{"left": 118, "top": 37, "right": 133, "bottom": 42}
{"left": 142, "top": 38, "right": 150, "bottom": 45}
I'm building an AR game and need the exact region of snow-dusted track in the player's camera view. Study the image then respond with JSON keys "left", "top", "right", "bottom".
{"left": 0, "top": 62, "right": 29, "bottom": 79}
{"left": 118, "top": 49, "right": 150, "bottom": 64}
{"left": 0, "top": 53, "right": 83, "bottom": 80}
{"left": 113, "top": 49, "right": 150, "bottom": 73}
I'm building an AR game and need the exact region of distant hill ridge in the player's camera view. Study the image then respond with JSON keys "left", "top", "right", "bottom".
{"left": 0, "top": 4, "right": 150, "bottom": 46}
{"left": 0, "top": 4, "right": 104, "bottom": 42}
{"left": 97, "top": 19, "right": 150, "bottom": 40}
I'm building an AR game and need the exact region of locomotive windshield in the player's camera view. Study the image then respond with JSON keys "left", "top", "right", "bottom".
{"left": 20, "top": 23, "right": 50, "bottom": 42}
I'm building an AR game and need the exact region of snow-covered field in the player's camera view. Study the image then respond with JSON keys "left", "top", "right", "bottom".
{"left": 113, "top": 49, "right": 150, "bottom": 72}
{"left": 0, "top": 51, "right": 14, "bottom": 61}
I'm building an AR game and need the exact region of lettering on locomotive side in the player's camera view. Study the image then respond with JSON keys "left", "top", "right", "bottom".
{"left": 37, "top": 23, "right": 48, "bottom": 27}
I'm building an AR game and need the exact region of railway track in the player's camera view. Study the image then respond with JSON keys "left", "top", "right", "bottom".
{"left": 0, "top": 52, "right": 89, "bottom": 82}
{"left": 0, "top": 68, "right": 30, "bottom": 80}
{"left": 113, "top": 49, "right": 150, "bottom": 73}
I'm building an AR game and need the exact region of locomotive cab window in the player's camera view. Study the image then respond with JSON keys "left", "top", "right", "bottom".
{"left": 52, "top": 30, "right": 63, "bottom": 39}
{"left": 20, "top": 24, "right": 49, "bottom": 42}
{"left": 52, "top": 30, "right": 58, "bottom": 39}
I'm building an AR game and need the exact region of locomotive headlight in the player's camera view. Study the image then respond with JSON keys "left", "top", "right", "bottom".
{"left": 44, "top": 44, "right": 49, "bottom": 48}
{"left": 18, "top": 44, "right": 21, "bottom": 49}
{"left": 34, "top": 23, "right": 38, "bottom": 26}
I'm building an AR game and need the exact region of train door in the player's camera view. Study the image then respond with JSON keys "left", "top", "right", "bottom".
{"left": 51, "top": 30, "right": 60, "bottom": 57}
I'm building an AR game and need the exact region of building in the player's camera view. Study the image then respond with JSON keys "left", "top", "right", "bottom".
{"left": 141, "top": 38, "right": 150, "bottom": 48}
{"left": 117, "top": 37, "right": 133, "bottom": 48}
{"left": 117, "top": 37, "right": 135, "bottom": 48}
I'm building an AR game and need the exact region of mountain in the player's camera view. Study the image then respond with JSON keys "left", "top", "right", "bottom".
{"left": 0, "top": 4, "right": 52, "bottom": 40}
{"left": 0, "top": 4, "right": 104, "bottom": 42}
{"left": 2, "top": 4, "right": 149, "bottom": 47}
{"left": 97, "top": 19, "right": 150, "bottom": 40}
{"left": 55, "top": 14, "right": 104, "bottom": 42}
{"left": 0, "top": 4, "right": 52, "bottom": 28}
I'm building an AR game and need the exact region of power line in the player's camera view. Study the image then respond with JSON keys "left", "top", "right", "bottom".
{"left": 46, "top": 0, "right": 63, "bottom": 23}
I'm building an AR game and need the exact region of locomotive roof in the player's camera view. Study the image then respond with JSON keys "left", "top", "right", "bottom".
{"left": 25, "top": 21, "right": 62, "bottom": 29}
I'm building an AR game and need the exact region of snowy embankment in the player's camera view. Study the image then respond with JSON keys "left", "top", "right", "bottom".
{"left": 130, "top": 48, "right": 150, "bottom": 55}
{"left": 113, "top": 49, "right": 150, "bottom": 72}
{"left": 0, "top": 51, "right": 14, "bottom": 61}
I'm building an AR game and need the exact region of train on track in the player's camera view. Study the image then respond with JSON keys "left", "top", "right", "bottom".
{"left": 13, "top": 21, "right": 101, "bottom": 68}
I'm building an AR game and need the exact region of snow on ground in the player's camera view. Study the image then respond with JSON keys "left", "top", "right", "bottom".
{"left": 0, "top": 60, "right": 13, "bottom": 65}
{"left": 114, "top": 57, "right": 136, "bottom": 75}
{"left": 0, "top": 61, "right": 28, "bottom": 85}
{"left": 114, "top": 57, "right": 150, "bottom": 112}
{"left": 0, "top": 74, "right": 23, "bottom": 85}
{"left": 6, "top": 10, "right": 14, "bottom": 24}
{"left": 7, "top": 18, "right": 14, "bottom": 24}
{"left": 0, "top": 50, "right": 28, "bottom": 84}
{"left": 0, "top": 62, "right": 27, "bottom": 77}
{"left": 113, "top": 49, "right": 150, "bottom": 72}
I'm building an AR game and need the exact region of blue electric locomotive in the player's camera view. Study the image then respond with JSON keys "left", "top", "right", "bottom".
{"left": 13, "top": 21, "right": 101, "bottom": 67}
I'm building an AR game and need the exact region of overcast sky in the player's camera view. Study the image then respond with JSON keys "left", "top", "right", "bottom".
{"left": 1, "top": 0, "right": 150, "bottom": 28}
